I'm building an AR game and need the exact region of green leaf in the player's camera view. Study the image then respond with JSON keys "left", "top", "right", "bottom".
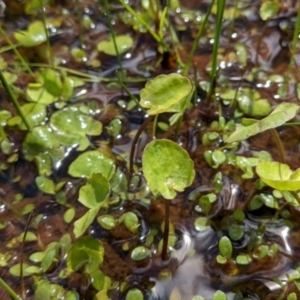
{"left": 40, "top": 69, "right": 63, "bottom": 97}
{"left": 260, "top": 2, "right": 280, "bottom": 21}
{"left": 140, "top": 73, "right": 193, "bottom": 116}
{"left": 36, "top": 176, "right": 55, "bottom": 194}
{"left": 97, "top": 215, "right": 116, "bottom": 230}
{"left": 122, "top": 212, "right": 139, "bottom": 234}
{"left": 64, "top": 207, "right": 75, "bottom": 224}
{"left": 68, "top": 151, "right": 115, "bottom": 179}
{"left": 23, "top": 126, "right": 60, "bottom": 157}
{"left": 142, "top": 139, "right": 194, "bottom": 199}
{"left": 131, "top": 246, "right": 151, "bottom": 261}
{"left": 67, "top": 236, "right": 104, "bottom": 274}
{"left": 194, "top": 217, "right": 208, "bottom": 231}
{"left": 26, "top": 83, "right": 58, "bottom": 104}
{"left": 73, "top": 206, "right": 101, "bottom": 238}
{"left": 8, "top": 103, "right": 46, "bottom": 130}
{"left": 97, "top": 35, "right": 133, "bottom": 55}
{"left": 78, "top": 173, "right": 110, "bottom": 209}
{"left": 228, "top": 224, "right": 244, "bottom": 241}
{"left": 50, "top": 107, "right": 102, "bottom": 151}
{"left": 14, "top": 21, "right": 46, "bottom": 47}
{"left": 236, "top": 254, "right": 252, "bottom": 265}
{"left": 212, "top": 290, "right": 227, "bottom": 300}
{"left": 126, "top": 288, "right": 144, "bottom": 300}
{"left": 256, "top": 161, "right": 300, "bottom": 191}
{"left": 226, "top": 103, "right": 299, "bottom": 143}
{"left": 219, "top": 236, "right": 232, "bottom": 259}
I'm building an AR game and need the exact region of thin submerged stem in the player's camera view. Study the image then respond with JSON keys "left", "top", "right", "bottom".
{"left": 0, "top": 70, "right": 31, "bottom": 130}
{"left": 75, "top": 0, "right": 85, "bottom": 47}
{"left": 270, "top": 128, "right": 286, "bottom": 164}
{"left": 152, "top": 115, "right": 158, "bottom": 138}
{"left": 0, "top": 25, "right": 35, "bottom": 78}
{"left": 183, "top": 0, "right": 215, "bottom": 75}
{"left": 207, "top": 0, "right": 226, "bottom": 99}
{"left": 103, "top": 0, "right": 124, "bottom": 73}
{"left": 161, "top": 199, "right": 170, "bottom": 261}
{"left": 129, "top": 117, "right": 153, "bottom": 175}
{"left": 38, "top": 0, "right": 54, "bottom": 67}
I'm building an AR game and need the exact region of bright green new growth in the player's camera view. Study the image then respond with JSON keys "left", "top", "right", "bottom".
{"left": 73, "top": 173, "right": 110, "bottom": 238}
{"left": 256, "top": 161, "right": 300, "bottom": 191}
{"left": 140, "top": 73, "right": 193, "bottom": 124}
{"left": 14, "top": 21, "right": 47, "bottom": 47}
{"left": 142, "top": 139, "right": 195, "bottom": 199}
{"left": 226, "top": 102, "right": 299, "bottom": 143}
{"left": 67, "top": 236, "right": 104, "bottom": 274}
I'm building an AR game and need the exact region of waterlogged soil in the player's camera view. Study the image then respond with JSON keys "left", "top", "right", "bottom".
{"left": 1, "top": 0, "right": 300, "bottom": 299}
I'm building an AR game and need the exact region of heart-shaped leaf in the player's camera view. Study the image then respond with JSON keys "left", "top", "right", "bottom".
{"left": 78, "top": 173, "right": 110, "bottom": 209}
{"left": 256, "top": 160, "right": 300, "bottom": 191}
{"left": 14, "top": 21, "right": 47, "bottom": 47}
{"left": 142, "top": 139, "right": 195, "bottom": 199}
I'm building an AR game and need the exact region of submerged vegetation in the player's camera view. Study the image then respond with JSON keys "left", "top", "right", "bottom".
{"left": 1, "top": 0, "right": 300, "bottom": 299}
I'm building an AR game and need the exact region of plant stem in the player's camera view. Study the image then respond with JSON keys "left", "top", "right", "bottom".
{"left": 75, "top": 0, "right": 85, "bottom": 47}
{"left": 38, "top": 0, "right": 54, "bottom": 66}
{"left": 270, "top": 128, "right": 285, "bottom": 164}
{"left": 0, "top": 278, "right": 21, "bottom": 300}
{"left": 103, "top": 0, "right": 123, "bottom": 73}
{"left": 119, "top": 0, "right": 168, "bottom": 51}
{"left": 116, "top": 71, "right": 145, "bottom": 113}
{"left": 152, "top": 114, "right": 158, "bottom": 138}
{"left": 289, "top": 0, "right": 300, "bottom": 74}
{"left": 0, "top": 25, "right": 35, "bottom": 78}
{"left": 161, "top": 199, "right": 170, "bottom": 261}
{"left": 183, "top": 0, "right": 215, "bottom": 75}
{"left": 207, "top": 0, "right": 226, "bottom": 99}
{"left": 0, "top": 70, "right": 31, "bottom": 130}
{"left": 129, "top": 116, "right": 153, "bottom": 174}
{"left": 0, "top": 124, "right": 7, "bottom": 141}
{"left": 20, "top": 211, "right": 33, "bottom": 300}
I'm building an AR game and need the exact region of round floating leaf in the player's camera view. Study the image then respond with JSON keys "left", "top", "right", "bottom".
{"left": 236, "top": 254, "right": 252, "bottom": 265}
{"left": 23, "top": 126, "right": 60, "bottom": 156}
{"left": 212, "top": 290, "right": 227, "bottom": 300}
{"left": 68, "top": 151, "right": 115, "bottom": 179}
{"left": 260, "top": 2, "right": 280, "bottom": 21}
{"left": 228, "top": 224, "right": 244, "bottom": 241}
{"left": 67, "top": 236, "right": 104, "bottom": 274}
{"left": 97, "top": 34, "right": 133, "bottom": 55}
{"left": 140, "top": 73, "right": 193, "bottom": 115}
{"left": 131, "top": 246, "right": 150, "bottom": 261}
{"left": 256, "top": 161, "right": 300, "bottom": 191}
{"left": 50, "top": 107, "right": 102, "bottom": 151}
{"left": 126, "top": 288, "right": 144, "bottom": 300}
{"left": 64, "top": 207, "right": 75, "bottom": 224}
{"left": 194, "top": 217, "right": 208, "bottom": 231}
{"left": 79, "top": 173, "right": 109, "bottom": 209}
{"left": 142, "top": 139, "right": 195, "bottom": 199}
{"left": 36, "top": 176, "right": 55, "bottom": 194}
{"left": 9, "top": 263, "right": 33, "bottom": 277}
{"left": 122, "top": 212, "right": 139, "bottom": 234}
{"left": 219, "top": 236, "right": 232, "bottom": 259}
{"left": 14, "top": 21, "right": 47, "bottom": 47}
{"left": 8, "top": 103, "right": 46, "bottom": 130}
{"left": 97, "top": 215, "right": 116, "bottom": 230}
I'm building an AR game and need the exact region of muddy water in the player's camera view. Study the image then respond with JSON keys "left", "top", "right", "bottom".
{"left": 1, "top": 0, "right": 300, "bottom": 299}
